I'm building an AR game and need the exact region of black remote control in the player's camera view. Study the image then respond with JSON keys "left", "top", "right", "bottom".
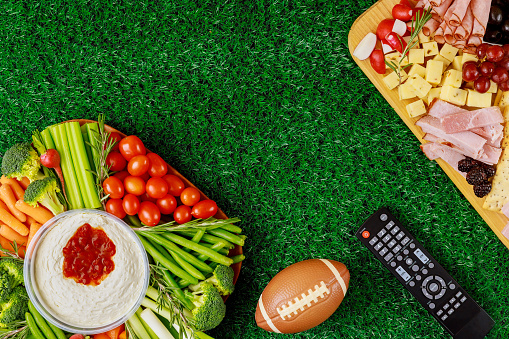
{"left": 356, "top": 207, "right": 494, "bottom": 339}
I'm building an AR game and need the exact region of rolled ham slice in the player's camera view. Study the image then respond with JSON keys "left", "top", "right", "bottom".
{"left": 428, "top": 99, "right": 466, "bottom": 119}
{"left": 449, "top": 0, "right": 472, "bottom": 27}
{"left": 441, "top": 107, "right": 504, "bottom": 133}
{"left": 432, "top": 0, "right": 454, "bottom": 18}
{"left": 423, "top": 134, "right": 502, "bottom": 164}
{"left": 471, "top": 124, "right": 504, "bottom": 146}
{"left": 420, "top": 142, "right": 466, "bottom": 176}
{"left": 454, "top": 5, "right": 474, "bottom": 41}
{"left": 444, "top": 24, "right": 456, "bottom": 44}
{"left": 467, "top": 35, "right": 482, "bottom": 47}
{"left": 478, "top": 144, "right": 502, "bottom": 165}
{"left": 423, "top": 18, "right": 442, "bottom": 36}
{"left": 430, "top": 0, "right": 444, "bottom": 7}
{"left": 434, "top": 25, "right": 446, "bottom": 44}
{"left": 470, "top": 0, "right": 492, "bottom": 37}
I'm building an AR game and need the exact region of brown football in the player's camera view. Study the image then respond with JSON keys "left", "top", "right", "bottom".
{"left": 255, "top": 259, "right": 350, "bottom": 334}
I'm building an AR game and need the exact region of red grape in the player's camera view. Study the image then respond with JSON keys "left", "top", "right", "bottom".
{"left": 500, "top": 81, "right": 509, "bottom": 91}
{"left": 503, "top": 44, "right": 509, "bottom": 57}
{"left": 492, "top": 66, "right": 509, "bottom": 83}
{"left": 498, "top": 57, "right": 509, "bottom": 71}
{"left": 463, "top": 63, "right": 480, "bottom": 82}
{"left": 479, "top": 62, "right": 495, "bottom": 76}
{"left": 474, "top": 76, "right": 491, "bottom": 93}
{"left": 477, "top": 43, "right": 490, "bottom": 59}
{"left": 486, "top": 45, "right": 505, "bottom": 62}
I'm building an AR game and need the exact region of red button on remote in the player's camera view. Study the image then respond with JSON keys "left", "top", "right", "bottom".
{"left": 362, "top": 230, "right": 370, "bottom": 238}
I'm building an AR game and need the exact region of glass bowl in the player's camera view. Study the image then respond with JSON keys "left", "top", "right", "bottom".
{"left": 24, "top": 209, "right": 149, "bottom": 335}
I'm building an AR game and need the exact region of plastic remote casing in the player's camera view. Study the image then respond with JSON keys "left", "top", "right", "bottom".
{"left": 356, "top": 207, "right": 494, "bottom": 339}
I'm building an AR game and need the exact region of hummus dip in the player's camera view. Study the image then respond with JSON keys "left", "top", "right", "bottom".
{"left": 33, "top": 212, "right": 145, "bottom": 327}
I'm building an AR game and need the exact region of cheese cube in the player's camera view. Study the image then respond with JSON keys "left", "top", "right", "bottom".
{"left": 464, "top": 81, "right": 474, "bottom": 89}
{"left": 426, "top": 60, "right": 443, "bottom": 86}
{"left": 498, "top": 90, "right": 509, "bottom": 110}
{"left": 424, "top": 87, "right": 442, "bottom": 105}
{"left": 385, "top": 52, "right": 409, "bottom": 69}
{"left": 422, "top": 42, "right": 439, "bottom": 57}
{"left": 407, "top": 74, "right": 432, "bottom": 98}
{"left": 403, "top": 36, "right": 419, "bottom": 49}
{"left": 495, "top": 89, "right": 503, "bottom": 106}
{"left": 440, "top": 44, "right": 459, "bottom": 62}
{"left": 466, "top": 90, "right": 492, "bottom": 108}
{"left": 488, "top": 80, "right": 498, "bottom": 94}
{"left": 461, "top": 53, "right": 478, "bottom": 66}
{"left": 383, "top": 70, "right": 408, "bottom": 90}
{"left": 418, "top": 30, "right": 433, "bottom": 44}
{"left": 399, "top": 83, "right": 417, "bottom": 100}
{"left": 451, "top": 55, "right": 463, "bottom": 71}
{"left": 408, "top": 49, "right": 425, "bottom": 65}
{"left": 408, "top": 64, "right": 426, "bottom": 79}
{"left": 406, "top": 99, "right": 427, "bottom": 118}
{"left": 442, "top": 69, "right": 463, "bottom": 88}
{"left": 433, "top": 54, "right": 452, "bottom": 72}
{"left": 440, "top": 85, "right": 467, "bottom": 106}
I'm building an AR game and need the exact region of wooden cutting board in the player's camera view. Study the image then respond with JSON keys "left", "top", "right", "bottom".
{"left": 348, "top": 0, "right": 509, "bottom": 251}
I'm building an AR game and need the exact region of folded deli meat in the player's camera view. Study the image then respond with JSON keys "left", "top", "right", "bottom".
{"left": 417, "top": 99, "right": 503, "bottom": 172}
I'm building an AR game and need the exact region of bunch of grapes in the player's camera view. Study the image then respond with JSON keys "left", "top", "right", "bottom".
{"left": 462, "top": 43, "right": 509, "bottom": 93}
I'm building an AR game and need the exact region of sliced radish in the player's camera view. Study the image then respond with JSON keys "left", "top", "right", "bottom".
{"left": 392, "top": 4, "right": 413, "bottom": 21}
{"left": 370, "top": 50, "right": 386, "bottom": 74}
{"left": 377, "top": 19, "right": 395, "bottom": 40}
{"left": 392, "top": 19, "right": 407, "bottom": 37}
{"left": 381, "top": 39, "right": 395, "bottom": 54}
{"left": 353, "top": 32, "right": 377, "bottom": 60}
{"left": 386, "top": 32, "right": 407, "bottom": 54}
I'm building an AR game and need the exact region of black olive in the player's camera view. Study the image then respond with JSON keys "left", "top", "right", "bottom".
{"left": 489, "top": 5, "right": 504, "bottom": 25}
{"left": 503, "top": 19, "right": 509, "bottom": 34}
{"left": 485, "top": 28, "right": 503, "bottom": 43}
{"left": 493, "top": 0, "right": 506, "bottom": 7}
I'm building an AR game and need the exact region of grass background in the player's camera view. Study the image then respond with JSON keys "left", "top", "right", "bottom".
{"left": 0, "top": 0, "right": 508, "bottom": 338}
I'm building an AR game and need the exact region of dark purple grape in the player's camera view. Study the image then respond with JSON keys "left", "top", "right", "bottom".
{"left": 463, "top": 63, "right": 481, "bottom": 82}
{"left": 480, "top": 61, "right": 495, "bottom": 76}
{"left": 474, "top": 76, "right": 491, "bottom": 93}
{"left": 477, "top": 43, "right": 490, "bottom": 59}
{"left": 503, "top": 44, "right": 509, "bottom": 57}
{"left": 498, "top": 57, "right": 509, "bottom": 71}
{"left": 487, "top": 45, "right": 505, "bottom": 62}
{"left": 492, "top": 66, "right": 509, "bottom": 83}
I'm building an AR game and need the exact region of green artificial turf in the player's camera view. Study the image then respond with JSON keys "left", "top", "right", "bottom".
{"left": 0, "top": 0, "right": 508, "bottom": 338}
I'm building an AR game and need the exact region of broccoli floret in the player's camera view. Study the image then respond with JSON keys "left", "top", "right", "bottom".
{"left": 0, "top": 259, "right": 23, "bottom": 288}
{"left": 204, "top": 265, "right": 234, "bottom": 296}
{"left": 1, "top": 142, "right": 42, "bottom": 182}
{"left": 185, "top": 282, "right": 226, "bottom": 332}
{"left": 0, "top": 274, "right": 13, "bottom": 303}
{"left": 0, "top": 286, "right": 28, "bottom": 328}
{"left": 24, "top": 177, "right": 64, "bottom": 215}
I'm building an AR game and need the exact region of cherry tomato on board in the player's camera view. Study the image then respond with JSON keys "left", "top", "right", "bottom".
{"left": 191, "top": 200, "right": 218, "bottom": 219}
{"left": 113, "top": 170, "right": 130, "bottom": 183}
{"left": 138, "top": 201, "right": 161, "bottom": 226}
{"left": 124, "top": 176, "right": 146, "bottom": 196}
{"left": 140, "top": 191, "right": 158, "bottom": 204}
{"left": 103, "top": 176, "right": 124, "bottom": 199}
{"left": 106, "top": 199, "right": 126, "bottom": 219}
{"left": 122, "top": 194, "right": 140, "bottom": 216}
{"left": 119, "top": 135, "right": 146, "bottom": 161}
{"left": 128, "top": 155, "right": 150, "bottom": 176}
{"left": 106, "top": 152, "right": 127, "bottom": 172}
{"left": 163, "top": 175, "right": 185, "bottom": 196}
{"left": 174, "top": 205, "right": 192, "bottom": 224}
{"left": 107, "top": 132, "right": 123, "bottom": 152}
{"left": 156, "top": 194, "right": 177, "bottom": 214}
{"left": 147, "top": 153, "right": 168, "bottom": 177}
{"left": 146, "top": 177, "right": 168, "bottom": 199}
{"left": 180, "top": 187, "right": 201, "bottom": 206}
{"left": 140, "top": 171, "right": 151, "bottom": 182}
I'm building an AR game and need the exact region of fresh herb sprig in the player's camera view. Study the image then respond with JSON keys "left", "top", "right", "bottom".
{"left": 0, "top": 321, "right": 28, "bottom": 339}
{"left": 385, "top": 7, "right": 432, "bottom": 85}
{"left": 0, "top": 241, "right": 24, "bottom": 262}
{"left": 132, "top": 217, "right": 241, "bottom": 234}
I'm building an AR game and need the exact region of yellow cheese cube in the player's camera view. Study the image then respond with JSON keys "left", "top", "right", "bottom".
{"left": 451, "top": 55, "right": 463, "bottom": 71}
{"left": 458, "top": 49, "right": 463, "bottom": 56}
{"left": 385, "top": 52, "right": 409, "bottom": 69}
{"left": 418, "top": 30, "right": 433, "bottom": 44}
{"left": 499, "top": 90, "right": 509, "bottom": 110}
{"left": 424, "top": 87, "right": 442, "bottom": 105}
{"left": 404, "top": 36, "right": 419, "bottom": 49}
{"left": 461, "top": 53, "right": 478, "bottom": 66}
{"left": 488, "top": 80, "right": 498, "bottom": 94}
{"left": 440, "top": 85, "right": 467, "bottom": 106}
{"left": 407, "top": 74, "right": 432, "bottom": 98}
{"left": 442, "top": 69, "right": 462, "bottom": 88}
{"left": 440, "top": 44, "right": 459, "bottom": 62}
{"left": 383, "top": 70, "right": 408, "bottom": 90}
{"left": 422, "top": 42, "right": 439, "bottom": 57}
{"left": 399, "top": 82, "right": 417, "bottom": 100}
{"left": 406, "top": 99, "right": 427, "bottom": 118}
{"left": 426, "top": 60, "right": 443, "bottom": 86}
{"left": 433, "top": 54, "right": 451, "bottom": 72}
{"left": 408, "top": 49, "right": 425, "bottom": 65}
{"left": 466, "top": 90, "right": 492, "bottom": 108}
{"left": 463, "top": 81, "right": 474, "bottom": 89}
{"left": 408, "top": 64, "right": 426, "bottom": 79}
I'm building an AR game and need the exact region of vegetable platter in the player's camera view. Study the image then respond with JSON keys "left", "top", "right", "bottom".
{"left": 348, "top": 0, "right": 509, "bottom": 251}
{"left": 0, "top": 116, "right": 245, "bottom": 339}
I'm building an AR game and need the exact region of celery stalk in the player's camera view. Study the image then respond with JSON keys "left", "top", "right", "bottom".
{"left": 127, "top": 311, "right": 151, "bottom": 339}
{"left": 66, "top": 122, "right": 101, "bottom": 208}
{"left": 41, "top": 129, "right": 55, "bottom": 149}
{"left": 86, "top": 122, "right": 100, "bottom": 170}
{"left": 49, "top": 124, "right": 84, "bottom": 209}
{"left": 140, "top": 309, "right": 175, "bottom": 339}
{"left": 136, "top": 308, "right": 159, "bottom": 339}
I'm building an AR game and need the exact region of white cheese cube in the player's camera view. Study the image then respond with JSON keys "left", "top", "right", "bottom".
{"left": 424, "top": 87, "right": 442, "bottom": 105}
{"left": 407, "top": 74, "right": 432, "bottom": 98}
{"left": 426, "top": 60, "right": 443, "bottom": 86}
{"left": 451, "top": 55, "right": 463, "bottom": 71}
{"left": 383, "top": 70, "right": 408, "bottom": 90}
{"left": 488, "top": 80, "right": 498, "bottom": 94}
{"left": 399, "top": 82, "right": 417, "bottom": 100}
{"left": 422, "top": 42, "right": 439, "bottom": 57}
{"left": 408, "top": 49, "right": 425, "bottom": 65}
{"left": 406, "top": 99, "right": 427, "bottom": 118}
{"left": 433, "top": 54, "right": 452, "bottom": 72}
{"left": 466, "top": 90, "right": 492, "bottom": 108}
{"left": 440, "top": 44, "right": 459, "bottom": 62}
{"left": 440, "top": 85, "right": 467, "bottom": 106}
{"left": 418, "top": 30, "right": 433, "bottom": 44}
{"left": 442, "top": 69, "right": 463, "bottom": 88}
{"left": 408, "top": 64, "right": 426, "bottom": 79}
{"left": 461, "top": 53, "right": 478, "bottom": 66}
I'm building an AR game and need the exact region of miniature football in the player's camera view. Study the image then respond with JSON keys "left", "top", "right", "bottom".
{"left": 255, "top": 259, "right": 350, "bottom": 333}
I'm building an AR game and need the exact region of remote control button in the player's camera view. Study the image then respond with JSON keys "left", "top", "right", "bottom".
{"left": 374, "top": 242, "right": 383, "bottom": 251}
{"left": 401, "top": 236, "right": 410, "bottom": 245}
{"left": 415, "top": 275, "right": 422, "bottom": 281}
{"left": 412, "top": 265, "right": 419, "bottom": 272}
{"left": 428, "top": 282, "right": 439, "bottom": 293}
{"left": 437, "top": 310, "right": 443, "bottom": 316}
{"left": 443, "top": 304, "right": 450, "bottom": 310}
{"left": 460, "top": 296, "right": 467, "bottom": 303}
{"left": 422, "top": 288, "right": 433, "bottom": 299}
{"left": 414, "top": 248, "right": 429, "bottom": 264}
{"left": 454, "top": 302, "right": 461, "bottom": 309}
{"left": 422, "top": 269, "right": 428, "bottom": 275}
{"left": 429, "top": 303, "right": 435, "bottom": 310}
{"left": 393, "top": 245, "right": 402, "bottom": 253}
{"left": 406, "top": 258, "right": 413, "bottom": 265}
{"left": 428, "top": 262, "right": 434, "bottom": 269}
{"left": 441, "top": 315, "right": 448, "bottom": 321}
{"left": 456, "top": 292, "right": 462, "bottom": 298}
{"left": 391, "top": 225, "right": 400, "bottom": 235}
{"left": 396, "top": 231, "right": 405, "bottom": 240}
{"left": 369, "top": 237, "right": 378, "bottom": 245}
{"left": 380, "top": 214, "right": 388, "bottom": 221}
{"left": 435, "top": 276, "right": 445, "bottom": 287}
{"left": 448, "top": 308, "right": 454, "bottom": 315}
{"left": 450, "top": 298, "right": 456, "bottom": 304}
{"left": 396, "top": 266, "right": 411, "bottom": 281}
{"left": 403, "top": 249, "right": 409, "bottom": 255}
{"left": 379, "top": 247, "right": 388, "bottom": 256}
{"left": 423, "top": 276, "right": 433, "bottom": 285}
{"left": 387, "top": 239, "right": 396, "bottom": 248}
{"left": 397, "top": 255, "right": 403, "bottom": 261}
{"left": 449, "top": 283, "right": 456, "bottom": 290}
{"left": 382, "top": 234, "right": 392, "bottom": 243}
{"left": 409, "top": 243, "right": 416, "bottom": 249}
{"left": 362, "top": 231, "right": 370, "bottom": 239}
{"left": 390, "top": 261, "right": 397, "bottom": 267}
{"left": 377, "top": 229, "right": 387, "bottom": 238}
{"left": 435, "top": 288, "right": 446, "bottom": 300}
{"left": 409, "top": 281, "right": 415, "bottom": 287}
{"left": 385, "top": 221, "right": 395, "bottom": 230}
{"left": 384, "top": 253, "right": 394, "bottom": 261}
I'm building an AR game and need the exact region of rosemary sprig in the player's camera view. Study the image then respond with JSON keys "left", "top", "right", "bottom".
{"left": 0, "top": 241, "right": 24, "bottom": 262}
{"left": 385, "top": 7, "right": 432, "bottom": 85}
{"left": 0, "top": 321, "right": 28, "bottom": 339}
{"left": 132, "top": 217, "right": 241, "bottom": 234}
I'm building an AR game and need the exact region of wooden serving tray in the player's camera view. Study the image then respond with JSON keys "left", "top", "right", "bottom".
{"left": 69, "top": 119, "right": 243, "bottom": 287}
{"left": 348, "top": 0, "right": 509, "bottom": 250}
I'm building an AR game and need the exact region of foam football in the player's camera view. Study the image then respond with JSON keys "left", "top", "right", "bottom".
{"left": 255, "top": 259, "right": 350, "bottom": 333}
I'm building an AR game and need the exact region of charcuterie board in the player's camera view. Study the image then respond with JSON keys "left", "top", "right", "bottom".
{"left": 348, "top": 0, "right": 509, "bottom": 251}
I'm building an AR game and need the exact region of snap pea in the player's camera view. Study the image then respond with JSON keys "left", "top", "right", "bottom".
{"left": 25, "top": 312, "right": 45, "bottom": 339}
{"left": 47, "top": 322, "right": 67, "bottom": 339}
{"left": 28, "top": 300, "right": 57, "bottom": 339}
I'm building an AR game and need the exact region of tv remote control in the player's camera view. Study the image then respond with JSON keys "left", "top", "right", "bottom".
{"left": 356, "top": 207, "right": 494, "bottom": 339}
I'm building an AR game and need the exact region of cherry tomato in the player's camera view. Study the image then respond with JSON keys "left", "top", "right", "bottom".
{"left": 173, "top": 205, "right": 192, "bottom": 224}
{"left": 163, "top": 175, "right": 185, "bottom": 196}
{"left": 156, "top": 194, "right": 177, "bottom": 214}
{"left": 106, "top": 199, "right": 126, "bottom": 219}
{"left": 140, "top": 191, "right": 158, "bottom": 204}
{"left": 113, "top": 170, "right": 130, "bottom": 183}
{"left": 124, "top": 176, "right": 146, "bottom": 196}
{"left": 119, "top": 135, "right": 146, "bottom": 161}
{"left": 106, "top": 152, "right": 127, "bottom": 172}
{"left": 180, "top": 187, "right": 201, "bottom": 206}
{"left": 138, "top": 201, "right": 161, "bottom": 226}
{"left": 140, "top": 171, "right": 151, "bottom": 182}
{"left": 128, "top": 155, "right": 150, "bottom": 176}
{"left": 107, "top": 132, "right": 122, "bottom": 152}
{"left": 146, "top": 177, "right": 169, "bottom": 199}
{"left": 122, "top": 194, "right": 140, "bottom": 216}
{"left": 103, "top": 176, "right": 124, "bottom": 199}
{"left": 191, "top": 200, "right": 218, "bottom": 219}
{"left": 147, "top": 153, "right": 168, "bottom": 177}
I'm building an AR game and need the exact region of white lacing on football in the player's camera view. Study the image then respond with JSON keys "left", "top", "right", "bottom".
{"left": 276, "top": 281, "right": 330, "bottom": 320}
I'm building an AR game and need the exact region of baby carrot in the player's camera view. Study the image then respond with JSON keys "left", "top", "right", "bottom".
{"left": 19, "top": 177, "right": 30, "bottom": 190}
{"left": 27, "top": 223, "right": 42, "bottom": 248}
{"left": 0, "top": 185, "right": 26, "bottom": 223}
{"left": 0, "top": 234, "right": 26, "bottom": 257}
{"left": 118, "top": 332, "right": 126, "bottom": 339}
{"left": 25, "top": 215, "right": 36, "bottom": 227}
{"left": 0, "top": 224, "right": 28, "bottom": 246}
{"left": 0, "top": 207, "right": 29, "bottom": 236}
{"left": 0, "top": 176, "right": 25, "bottom": 200}
{"left": 15, "top": 200, "right": 53, "bottom": 224}
{"left": 106, "top": 324, "right": 125, "bottom": 339}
